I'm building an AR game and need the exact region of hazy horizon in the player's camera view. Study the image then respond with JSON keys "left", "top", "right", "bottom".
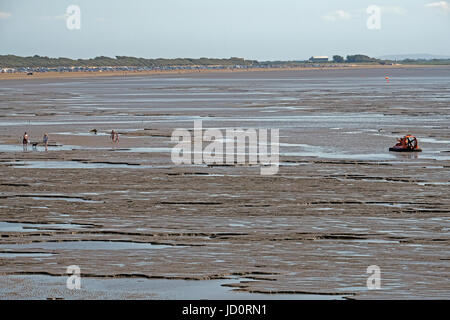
{"left": 1, "top": 0, "right": 449, "bottom": 61}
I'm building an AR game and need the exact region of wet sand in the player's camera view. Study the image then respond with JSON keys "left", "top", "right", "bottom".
{"left": 0, "top": 67, "right": 449, "bottom": 299}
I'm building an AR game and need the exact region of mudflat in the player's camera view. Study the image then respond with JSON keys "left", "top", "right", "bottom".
{"left": 0, "top": 67, "right": 449, "bottom": 299}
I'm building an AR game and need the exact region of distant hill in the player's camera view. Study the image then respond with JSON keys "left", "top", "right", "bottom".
{"left": 378, "top": 54, "right": 450, "bottom": 60}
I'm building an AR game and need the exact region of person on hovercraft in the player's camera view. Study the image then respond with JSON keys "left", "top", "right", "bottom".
{"left": 395, "top": 135, "right": 419, "bottom": 150}
{"left": 390, "top": 135, "right": 421, "bottom": 152}
{"left": 395, "top": 136, "right": 408, "bottom": 148}
{"left": 405, "top": 135, "right": 418, "bottom": 150}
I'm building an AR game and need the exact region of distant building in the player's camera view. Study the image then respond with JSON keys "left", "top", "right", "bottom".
{"left": 1, "top": 68, "right": 16, "bottom": 73}
{"left": 309, "top": 56, "right": 329, "bottom": 62}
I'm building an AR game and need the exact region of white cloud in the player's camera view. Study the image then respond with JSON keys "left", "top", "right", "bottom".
{"left": 322, "top": 10, "right": 351, "bottom": 22}
{"left": 381, "top": 6, "right": 408, "bottom": 15}
{"left": 0, "top": 11, "right": 11, "bottom": 19}
{"left": 54, "top": 14, "right": 69, "bottom": 20}
{"left": 38, "top": 13, "right": 68, "bottom": 21}
{"left": 426, "top": 1, "right": 450, "bottom": 14}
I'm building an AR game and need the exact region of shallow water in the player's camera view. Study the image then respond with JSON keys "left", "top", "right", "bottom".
{"left": 0, "top": 144, "right": 77, "bottom": 152}
{"left": 6, "top": 161, "right": 163, "bottom": 169}
{"left": 113, "top": 147, "right": 174, "bottom": 153}
{"left": 0, "top": 241, "right": 177, "bottom": 250}
{"left": 31, "top": 196, "right": 102, "bottom": 203}
{"left": 0, "top": 221, "right": 88, "bottom": 232}
{"left": 0, "top": 275, "right": 348, "bottom": 300}
{"left": 0, "top": 252, "right": 54, "bottom": 258}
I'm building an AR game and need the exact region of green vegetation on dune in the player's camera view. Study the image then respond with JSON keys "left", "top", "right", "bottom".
{"left": 1, "top": 54, "right": 450, "bottom": 69}
{"left": 0, "top": 55, "right": 257, "bottom": 68}
{"left": 400, "top": 59, "right": 450, "bottom": 65}
{"left": 345, "top": 54, "right": 378, "bottom": 63}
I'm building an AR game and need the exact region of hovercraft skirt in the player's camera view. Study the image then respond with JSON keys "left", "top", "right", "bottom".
{"left": 389, "top": 148, "right": 422, "bottom": 152}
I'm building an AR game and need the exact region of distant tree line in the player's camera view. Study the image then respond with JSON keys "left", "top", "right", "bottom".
{"left": 0, "top": 55, "right": 258, "bottom": 68}
{"left": 400, "top": 58, "right": 450, "bottom": 65}
{"left": 330, "top": 54, "right": 450, "bottom": 65}
{"left": 1, "top": 54, "right": 449, "bottom": 68}
{"left": 332, "top": 54, "right": 378, "bottom": 63}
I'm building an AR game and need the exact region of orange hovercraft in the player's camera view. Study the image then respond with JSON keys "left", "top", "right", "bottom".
{"left": 389, "top": 134, "right": 422, "bottom": 152}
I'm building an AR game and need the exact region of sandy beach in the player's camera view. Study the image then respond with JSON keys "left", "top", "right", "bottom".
{"left": 0, "top": 66, "right": 449, "bottom": 299}
{"left": 0, "top": 64, "right": 421, "bottom": 81}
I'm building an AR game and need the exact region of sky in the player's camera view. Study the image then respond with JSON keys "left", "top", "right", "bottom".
{"left": 0, "top": 0, "right": 449, "bottom": 60}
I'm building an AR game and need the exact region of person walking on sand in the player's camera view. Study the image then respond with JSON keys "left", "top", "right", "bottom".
{"left": 43, "top": 133, "right": 49, "bottom": 152}
{"left": 110, "top": 130, "right": 116, "bottom": 143}
{"left": 22, "top": 132, "right": 29, "bottom": 151}
{"left": 114, "top": 131, "right": 119, "bottom": 143}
